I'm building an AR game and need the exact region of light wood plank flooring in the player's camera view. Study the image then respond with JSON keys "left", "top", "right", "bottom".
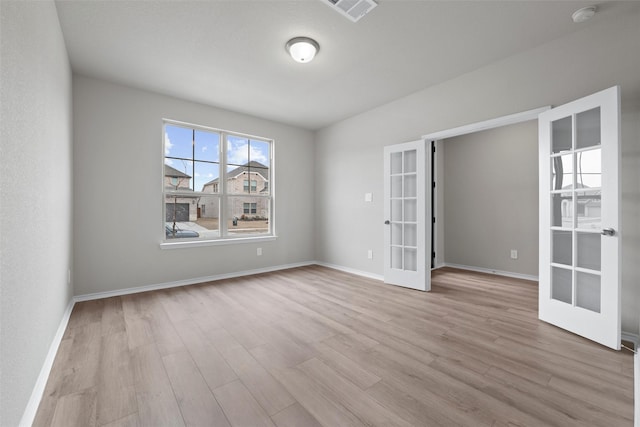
{"left": 33, "top": 266, "right": 634, "bottom": 426}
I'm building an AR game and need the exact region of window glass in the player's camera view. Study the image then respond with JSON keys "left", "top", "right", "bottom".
{"left": 163, "top": 122, "right": 272, "bottom": 242}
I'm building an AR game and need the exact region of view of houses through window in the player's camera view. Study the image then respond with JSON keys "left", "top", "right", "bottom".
{"left": 163, "top": 121, "right": 272, "bottom": 241}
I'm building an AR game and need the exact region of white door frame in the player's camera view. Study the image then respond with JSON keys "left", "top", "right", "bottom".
{"left": 422, "top": 106, "right": 551, "bottom": 273}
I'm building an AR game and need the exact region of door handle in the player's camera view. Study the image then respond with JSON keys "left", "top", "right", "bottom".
{"left": 384, "top": 220, "right": 390, "bottom": 225}
{"left": 601, "top": 228, "right": 615, "bottom": 236}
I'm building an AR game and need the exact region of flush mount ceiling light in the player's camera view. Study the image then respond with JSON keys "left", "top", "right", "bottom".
{"left": 572, "top": 6, "right": 597, "bottom": 23}
{"left": 285, "top": 37, "right": 319, "bottom": 63}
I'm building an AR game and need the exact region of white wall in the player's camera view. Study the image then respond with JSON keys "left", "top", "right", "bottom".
{"left": 315, "top": 9, "right": 640, "bottom": 334}
{"left": 0, "top": 2, "right": 73, "bottom": 425}
{"left": 73, "top": 76, "right": 315, "bottom": 296}
{"left": 443, "top": 121, "right": 539, "bottom": 277}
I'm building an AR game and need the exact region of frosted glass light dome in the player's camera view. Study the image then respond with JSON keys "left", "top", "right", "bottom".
{"left": 285, "top": 37, "right": 319, "bottom": 63}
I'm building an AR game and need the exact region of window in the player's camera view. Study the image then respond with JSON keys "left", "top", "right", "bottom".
{"left": 243, "top": 203, "right": 257, "bottom": 214}
{"left": 163, "top": 120, "right": 273, "bottom": 243}
{"left": 243, "top": 179, "right": 257, "bottom": 193}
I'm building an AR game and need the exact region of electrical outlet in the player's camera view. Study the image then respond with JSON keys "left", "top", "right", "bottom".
{"left": 510, "top": 249, "right": 518, "bottom": 260}
{"left": 367, "top": 249, "right": 373, "bottom": 259}
{"left": 365, "top": 193, "right": 373, "bottom": 202}
{"left": 257, "top": 247, "right": 262, "bottom": 256}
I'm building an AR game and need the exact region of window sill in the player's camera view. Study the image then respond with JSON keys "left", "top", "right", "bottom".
{"left": 160, "top": 235, "right": 277, "bottom": 250}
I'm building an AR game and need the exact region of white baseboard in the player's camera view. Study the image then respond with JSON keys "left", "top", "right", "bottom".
{"left": 314, "top": 261, "right": 384, "bottom": 282}
{"left": 74, "top": 261, "right": 315, "bottom": 302}
{"left": 442, "top": 263, "right": 538, "bottom": 282}
{"left": 622, "top": 332, "right": 639, "bottom": 347}
{"left": 19, "top": 299, "right": 75, "bottom": 427}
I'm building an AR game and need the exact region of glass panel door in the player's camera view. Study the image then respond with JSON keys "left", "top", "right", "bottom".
{"left": 383, "top": 140, "right": 430, "bottom": 291}
{"left": 539, "top": 86, "right": 620, "bottom": 350}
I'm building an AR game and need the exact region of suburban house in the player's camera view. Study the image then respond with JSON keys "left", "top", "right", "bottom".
{"left": 2, "top": 1, "right": 639, "bottom": 427}
{"left": 164, "top": 164, "right": 198, "bottom": 222}
{"left": 164, "top": 161, "right": 270, "bottom": 224}
{"left": 201, "top": 161, "right": 270, "bottom": 221}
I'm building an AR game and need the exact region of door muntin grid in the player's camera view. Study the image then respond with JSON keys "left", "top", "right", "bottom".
{"left": 549, "top": 107, "right": 602, "bottom": 313}
{"left": 390, "top": 150, "right": 418, "bottom": 272}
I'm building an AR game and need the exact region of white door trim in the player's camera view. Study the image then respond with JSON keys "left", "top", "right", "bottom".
{"left": 422, "top": 106, "right": 550, "bottom": 141}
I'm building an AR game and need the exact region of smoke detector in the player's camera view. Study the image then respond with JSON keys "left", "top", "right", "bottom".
{"left": 323, "top": 0, "right": 378, "bottom": 23}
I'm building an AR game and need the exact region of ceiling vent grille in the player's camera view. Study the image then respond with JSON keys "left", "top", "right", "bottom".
{"left": 324, "top": 0, "right": 378, "bottom": 23}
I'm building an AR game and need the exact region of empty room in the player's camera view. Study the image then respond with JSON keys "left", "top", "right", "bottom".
{"left": 1, "top": 1, "right": 639, "bottom": 426}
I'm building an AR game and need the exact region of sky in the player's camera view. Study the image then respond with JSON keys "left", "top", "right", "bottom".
{"left": 164, "top": 124, "right": 270, "bottom": 192}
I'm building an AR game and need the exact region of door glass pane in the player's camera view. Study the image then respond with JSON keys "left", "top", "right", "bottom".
{"left": 551, "top": 192, "right": 572, "bottom": 228}
{"left": 576, "top": 107, "right": 601, "bottom": 149}
{"left": 577, "top": 232, "right": 601, "bottom": 271}
{"left": 552, "top": 116, "right": 572, "bottom": 154}
{"left": 551, "top": 154, "right": 573, "bottom": 190}
{"left": 576, "top": 149, "right": 601, "bottom": 189}
{"left": 404, "top": 150, "right": 416, "bottom": 173}
{"left": 391, "top": 247, "right": 403, "bottom": 269}
{"left": 576, "top": 271, "right": 601, "bottom": 313}
{"left": 404, "top": 248, "right": 417, "bottom": 271}
{"left": 391, "top": 176, "right": 402, "bottom": 197}
{"left": 551, "top": 267, "right": 572, "bottom": 304}
{"left": 576, "top": 190, "right": 601, "bottom": 230}
{"left": 552, "top": 230, "right": 572, "bottom": 266}
{"left": 404, "top": 224, "right": 417, "bottom": 247}
{"left": 391, "top": 200, "right": 402, "bottom": 222}
{"left": 404, "top": 175, "right": 416, "bottom": 198}
{"left": 404, "top": 199, "right": 416, "bottom": 222}
{"left": 390, "top": 152, "right": 402, "bottom": 174}
{"left": 391, "top": 224, "right": 402, "bottom": 246}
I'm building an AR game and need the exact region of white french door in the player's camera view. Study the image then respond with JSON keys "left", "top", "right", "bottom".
{"left": 539, "top": 86, "right": 621, "bottom": 349}
{"left": 383, "top": 140, "right": 431, "bottom": 291}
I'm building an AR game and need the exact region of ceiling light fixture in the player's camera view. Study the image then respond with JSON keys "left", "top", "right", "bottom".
{"left": 285, "top": 37, "right": 319, "bottom": 63}
{"left": 572, "top": 6, "right": 597, "bottom": 23}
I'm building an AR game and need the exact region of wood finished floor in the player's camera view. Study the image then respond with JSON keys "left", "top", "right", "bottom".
{"left": 33, "top": 266, "right": 634, "bottom": 427}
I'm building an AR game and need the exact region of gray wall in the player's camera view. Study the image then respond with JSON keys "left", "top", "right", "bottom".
{"left": 443, "top": 121, "right": 539, "bottom": 276}
{"left": 0, "top": 2, "right": 74, "bottom": 425}
{"left": 73, "top": 76, "right": 315, "bottom": 296}
{"left": 314, "top": 9, "right": 640, "bottom": 334}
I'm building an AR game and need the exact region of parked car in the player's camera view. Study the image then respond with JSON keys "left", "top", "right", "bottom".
{"left": 165, "top": 223, "right": 199, "bottom": 239}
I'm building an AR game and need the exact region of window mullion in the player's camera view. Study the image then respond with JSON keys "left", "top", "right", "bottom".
{"left": 192, "top": 129, "right": 195, "bottom": 191}
{"left": 220, "top": 131, "right": 228, "bottom": 238}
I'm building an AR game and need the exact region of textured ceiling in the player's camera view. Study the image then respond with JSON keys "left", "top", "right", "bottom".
{"left": 55, "top": 0, "right": 639, "bottom": 130}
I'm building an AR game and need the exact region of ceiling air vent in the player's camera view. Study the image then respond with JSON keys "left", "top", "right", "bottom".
{"left": 324, "top": 0, "right": 378, "bottom": 23}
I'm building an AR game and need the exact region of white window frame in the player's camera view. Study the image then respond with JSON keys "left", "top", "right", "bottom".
{"left": 161, "top": 119, "right": 275, "bottom": 249}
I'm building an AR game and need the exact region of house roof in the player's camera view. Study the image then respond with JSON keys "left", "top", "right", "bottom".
{"left": 203, "top": 161, "right": 268, "bottom": 186}
{"left": 164, "top": 164, "right": 191, "bottom": 178}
